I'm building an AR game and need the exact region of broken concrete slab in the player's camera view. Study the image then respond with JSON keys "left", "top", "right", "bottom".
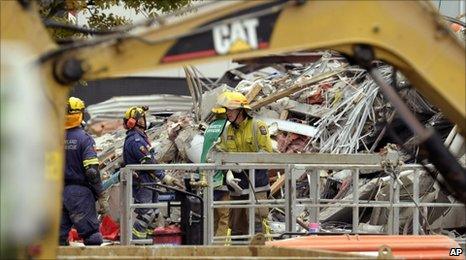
{"left": 319, "top": 178, "right": 377, "bottom": 223}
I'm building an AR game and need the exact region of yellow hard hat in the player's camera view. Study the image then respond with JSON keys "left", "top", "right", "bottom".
{"left": 123, "top": 106, "right": 148, "bottom": 129}
{"left": 124, "top": 106, "right": 148, "bottom": 120}
{"left": 65, "top": 97, "right": 85, "bottom": 129}
{"left": 67, "top": 97, "right": 85, "bottom": 114}
{"left": 211, "top": 91, "right": 251, "bottom": 114}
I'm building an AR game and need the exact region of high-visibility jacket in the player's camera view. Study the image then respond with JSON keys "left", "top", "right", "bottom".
{"left": 217, "top": 117, "right": 272, "bottom": 195}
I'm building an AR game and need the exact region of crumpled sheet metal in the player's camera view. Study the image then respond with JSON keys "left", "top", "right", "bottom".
{"left": 311, "top": 66, "right": 393, "bottom": 154}
{"left": 86, "top": 94, "right": 193, "bottom": 121}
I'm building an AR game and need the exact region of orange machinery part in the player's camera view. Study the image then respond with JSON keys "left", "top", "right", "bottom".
{"left": 267, "top": 235, "right": 463, "bottom": 259}
{"left": 450, "top": 23, "right": 463, "bottom": 32}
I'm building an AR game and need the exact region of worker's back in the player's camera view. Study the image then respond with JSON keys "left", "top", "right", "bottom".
{"left": 64, "top": 127, "right": 95, "bottom": 185}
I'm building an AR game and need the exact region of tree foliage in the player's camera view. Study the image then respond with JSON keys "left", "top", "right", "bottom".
{"left": 38, "top": 0, "right": 191, "bottom": 39}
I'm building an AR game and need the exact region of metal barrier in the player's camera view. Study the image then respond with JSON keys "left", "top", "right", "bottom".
{"left": 119, "top": 153, "right": 465, "bottom": 245}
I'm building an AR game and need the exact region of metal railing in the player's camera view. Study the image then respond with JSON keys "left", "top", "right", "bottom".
{"left": 119, "top": 153, "right": 465, "bottom": 245}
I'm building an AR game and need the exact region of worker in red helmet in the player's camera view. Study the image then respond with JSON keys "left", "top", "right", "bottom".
{"left": 122, "top": 106, "right": 184, "bottom": 240}
{"left": 212, "top": 91, "right": 272, "bottom": 237}
{"left": 60, "top": 97, "right": 108, "bottom": 246}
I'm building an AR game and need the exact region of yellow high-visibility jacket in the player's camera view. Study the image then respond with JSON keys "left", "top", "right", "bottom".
{"left": 218, "top": 117, "right": 272, "bottom": 153}
{"left": 217, "top": 117, "right": 272, "bottom": 195}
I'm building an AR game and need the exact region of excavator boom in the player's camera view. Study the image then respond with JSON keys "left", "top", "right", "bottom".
{"left": 44, "top": 1, "right": 465, "bottom": 133}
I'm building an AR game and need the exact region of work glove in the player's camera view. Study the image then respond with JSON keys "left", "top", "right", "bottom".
{"left": 226, "top": 170, "right": 243, "bottom": 193}
{"left": 97, "top": 191, "right": 110, "bottom": 215}
{"left": 162, "top": 174, "right": 185, "bottom": 190}
{"left": 231, "top": 164, "right": 243, "bottom": 173}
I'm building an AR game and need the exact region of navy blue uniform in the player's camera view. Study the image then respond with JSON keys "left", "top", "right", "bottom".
{"left": 123, "top": 129, "right": 165, "bottom": 239}
{"left": 60, "top": 127, "right": 103, "bottom": 245}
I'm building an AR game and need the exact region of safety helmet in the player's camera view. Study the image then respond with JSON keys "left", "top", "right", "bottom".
{"left": 67, "top": 97, "right": 85, "bottom": 114}
{"left": 123, "top": 106, "right": 148, "bottom": 129}
{"left": 211, "top": 91, "right": 251, "bottom": 114}
{"left": 65, "top": 97, "right": 85, "bottom": 129}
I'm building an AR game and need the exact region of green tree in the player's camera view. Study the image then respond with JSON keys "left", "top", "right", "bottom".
{"left": 39, "top": 0, "right": 191, "bottom": 39}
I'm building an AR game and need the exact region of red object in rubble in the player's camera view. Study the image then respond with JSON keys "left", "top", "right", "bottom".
{"left": 67, "top": 215, "right": 120, "bottom": 242}
{"left": 320, "top": 83, "right": 333, "bottom": 91}
{"left": 153, "top": 225, "right": 183, "bottom": 245}
{"left": 100, "top": 215, "right": 120, "bottom": 241}
{"left": 307, "top": 91, "right": 324, "bottom": 104}
{"left": 308, "top": 83, "right": 333, "bottom": 105}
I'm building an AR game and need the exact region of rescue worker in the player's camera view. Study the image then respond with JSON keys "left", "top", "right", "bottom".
{"left": 59, "top": 97, "right": 109, "bottom": 246}
{"left": 201, "top": 114, "right": 230, "bottom": 238}
{"left": 211, "top": 91, "right": 272, "bottom": 236}
{"left": 122, "top": 106, "right": 184, "bottom": 240}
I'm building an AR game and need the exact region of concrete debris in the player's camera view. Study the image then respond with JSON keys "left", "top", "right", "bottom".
{"left": 88, "top": 119, "right": 124, "bottom": 136}
{"left": 275, "top": 133, "right": 309, "bottom": 153}
{"left": 369, "top": 170, "right": 435, "bottom": 227}
{"left": 332, "top": 170, "right": 352, "bottom": 181}
{"left": 318, "top": 177, "right": 377, "bottom": 223}
{"left": 88, "top": 51, "right": 463, "bottom": 239}
{"left": 430, "top": 205, "right": 466, "bottom": 231}
{"left": 152, "top": 138, "right": 177, "bottom": 163}
{"left": 257, "top": 108, "right": 281, "bottom": 119}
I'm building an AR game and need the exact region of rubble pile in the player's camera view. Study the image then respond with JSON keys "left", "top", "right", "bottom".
{"left": 91, "top": 51, "right": 464, "bottom": 238}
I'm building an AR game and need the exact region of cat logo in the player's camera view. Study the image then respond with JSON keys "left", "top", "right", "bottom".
{"left": 213, "top": 18, "right": 259, "bottom": 55}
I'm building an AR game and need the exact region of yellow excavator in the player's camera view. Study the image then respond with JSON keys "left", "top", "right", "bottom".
{"left": 1, "top": 0, "right": 465, "bottom": 258}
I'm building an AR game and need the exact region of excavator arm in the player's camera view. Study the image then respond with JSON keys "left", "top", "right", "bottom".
{"left": 45, "top": 0, "right": 465, "bottom": 133}
{"left": 1, "top": 0, "right": 465, "bottom": 258}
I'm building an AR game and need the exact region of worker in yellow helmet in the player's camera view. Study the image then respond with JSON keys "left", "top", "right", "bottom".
{"left": 122, "top": 106, "right": 184, "bottom": 240}
{"left": 60, "top": 97, "right": 109, "bottom": 245}
{"left": 64, "top": 97, "right": 86, "bottom": 129}
{"left": 211, "top": 91, "right": 272, "bottom": 237}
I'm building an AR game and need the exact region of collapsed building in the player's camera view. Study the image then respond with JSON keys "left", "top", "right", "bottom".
{"left": 86, "top": 51, "right": 465, "bottom": 243}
